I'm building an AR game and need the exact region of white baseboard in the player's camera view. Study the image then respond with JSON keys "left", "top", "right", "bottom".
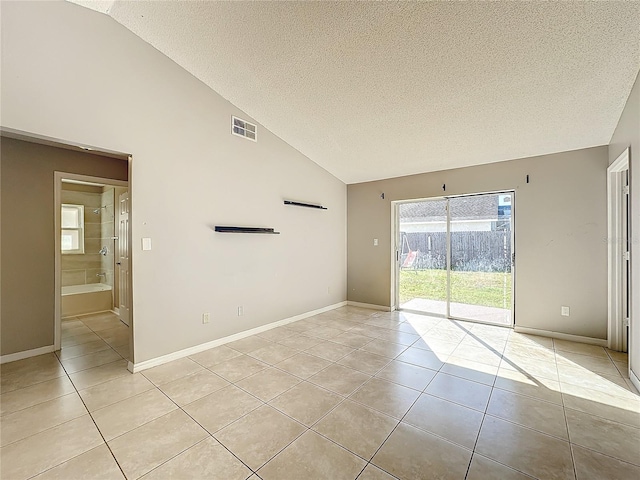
{"left": 346, "top": 301, "right": 392, "bottom": 312}
{"left": 514, "top": 326, "right": 608, "bottom": 347}
{"left": 129, "top": 301, "right": 348, "bottom": 373}
{"left": 1, "top": 345, "right": 56, "bottom": 364}
{"left": 630, "top": 369, "right": 640, "bottom": 394}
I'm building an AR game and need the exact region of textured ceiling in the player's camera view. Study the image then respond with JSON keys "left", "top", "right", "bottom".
{"left": 70, "top": 1, "right": 640, "bottom": 184}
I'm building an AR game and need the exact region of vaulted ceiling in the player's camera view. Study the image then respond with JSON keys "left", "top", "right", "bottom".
{"left": 71, "top": 1, "right": 640, "bottom": 184}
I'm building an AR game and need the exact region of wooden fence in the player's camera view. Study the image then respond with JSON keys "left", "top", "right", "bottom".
{"left": 401, "top": 231, "right": 512, "bottom": 272}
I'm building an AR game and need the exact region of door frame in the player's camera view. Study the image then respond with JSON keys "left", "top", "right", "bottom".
{"left": 607, "top": 148, "right": 630, "bottom": 351}
{"left": 391, "top": 196, "right": 447, "bottom": 312}
{"left": 54, "top": 172, "right": 132, "bottom": 359}
{"left": 392, "top": 190, "right": 516, "bottom": 328}
{"left": 116, "top": 190, "right": 131, "bottom": 327}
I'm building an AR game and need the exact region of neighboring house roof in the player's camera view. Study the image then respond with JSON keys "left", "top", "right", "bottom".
{"left": 400, "top": 196, "right": 499, "bottom": 222}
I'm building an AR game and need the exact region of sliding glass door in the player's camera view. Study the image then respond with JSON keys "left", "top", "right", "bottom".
{"left": 397, "top": 199, "right": 448, "bottom": 316}
{"left": 396, "top": 192, "right": 514, "bottom": 327}
{"left": 448, "top": 194, "right": 513, "bottom": 325}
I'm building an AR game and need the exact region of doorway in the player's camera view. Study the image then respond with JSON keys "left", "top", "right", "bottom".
{"left": 607, "top": 148, "right": 630, "bottom": 353}
{"left": 54, "top": 173, "right": 133, "bottom": 362}
{"left": 394, "top": 191, "right": 514, "bottom": 327}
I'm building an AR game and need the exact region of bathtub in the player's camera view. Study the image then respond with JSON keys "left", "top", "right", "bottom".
{"left": 62, "top": 283, "right": 113, "bottom": 317}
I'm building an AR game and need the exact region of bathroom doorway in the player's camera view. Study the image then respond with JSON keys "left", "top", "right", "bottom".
{"left": 54, "top": 172, "right": 133, "bottom": 363}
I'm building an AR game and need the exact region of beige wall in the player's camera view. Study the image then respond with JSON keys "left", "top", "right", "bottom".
{"left": 0, "top": 2, "right": 347, "bottom": 363}
{"left": 348, "top": 146, "right": 609, "bottom": 339}
{"left": 0, "top": 138, "right": 128, "bottom": 356}
{"left": 609, "top": 70, "right": 639, "bottom": 381}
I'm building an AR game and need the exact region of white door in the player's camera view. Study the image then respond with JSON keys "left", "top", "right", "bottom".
{"left": 118, "top": 192, "right": 131, "bottom": 326}
{"left": 622, "top": 169, "right": 630, "bottom": 352}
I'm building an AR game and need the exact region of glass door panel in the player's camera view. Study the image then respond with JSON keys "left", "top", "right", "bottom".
{"left": 398, "top": 199, "right": 448, "bottom": 315}
{"left": 448, "top": 194, "right": 513, "bottom": 325}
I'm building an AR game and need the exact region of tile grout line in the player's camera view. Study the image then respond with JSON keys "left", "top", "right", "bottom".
{"left": 147, "top": 346, "right": 377, "bottom": 477}
{"left": 40, "top": 321, "right": 130, "bottom": 480}
{"left": 141, "top": 378, "right": 261, "bottom": 478}
{"left": 471, "top": 328, "right": 558, "bottom": 480}
{"left": 357, "top": 367, "right": 436, "bottom": 479}
{"left": 195, "top": 314, "right": 544, "bottom": 478}
{"left": 433, "top": 336, "right": 477, "bottom": 480}
{"left": 0, "top": 373, "right": 71, "bottom": 416}
{"left": 187, "top": 313, "right": 631, "bottom": 477}
{"left": 558, "top": 335, "right": 580, "bottom": 480}
{"left": 198, "top": 343, "right": 371, "bottom": 463}
{"left": 255, "top": 379, "right": 394, "bottom": 478}
{"left": 227, "top": 314, "right": 636, "bottom": 477}
{"left": 194, "top": 325, "right": 402, "bottom": 477}
{"left": 231, "top": 364, "right": 357, "bottom": 472}
{"left": 57, "top": 343, "right": 125, "bottom": 375}
{"left": 59, "top": 317, "right": 131, "bottom": 389}
{"left": 326, "top": 360, "right": 437, "bottom": 478}
{"left": 568, "top": 441, "right": 640, "bottom": 468}
{"left": 460, "top": 391, "right": 545, "bottom": 480}
{"left": 480, "top": 411, "right": 572, "bottom": 443}
{"left": 2, "top": 324, "right": 125, "bottom": 402}
{"left": 184, "top": 363, "right": 374, "bottom": 477}
{"left": 561, "top": 402, "right": 640, "bottom": 430}
{"left": 359, "top": 321, "right": 506, "bottom": 479}
{"left": 9, "top": 309, "right": 636, "bottom": 479}
{"left": 463, "top": 406, "right": 487, "bottom": 479}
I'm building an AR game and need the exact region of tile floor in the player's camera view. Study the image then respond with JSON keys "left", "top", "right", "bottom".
{"left": 1, "top": 307, "right": 639, "bottom": 479}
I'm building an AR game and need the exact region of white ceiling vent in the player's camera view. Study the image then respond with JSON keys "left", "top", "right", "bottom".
{"left": 231, "top": 116, "right": 257, "bottom": 141}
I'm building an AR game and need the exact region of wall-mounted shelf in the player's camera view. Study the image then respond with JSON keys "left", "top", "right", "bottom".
{"left": 284, "top": 200, "right": 327, "bottom": 210}
{"left": 214, "top": 226, "right": 280, "bottom": 234}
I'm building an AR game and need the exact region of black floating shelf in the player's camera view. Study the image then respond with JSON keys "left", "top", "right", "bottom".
{"left": 215, "top": 226, "right": 280, "bottom": 234}
{"left": 284, "top": 200, "right": 327, "bottom": 210}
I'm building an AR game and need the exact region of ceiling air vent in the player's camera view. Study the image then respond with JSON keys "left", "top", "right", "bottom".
{"left": 231, "top": 116, "right": 257, "bottom": 141}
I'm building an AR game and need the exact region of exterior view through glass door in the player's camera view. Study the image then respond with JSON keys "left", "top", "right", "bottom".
{"left": 398, "top": 199, "right": 448, "bottom": 316}
{"left": 397, "top": 192, "right": 514, "bottom": 327}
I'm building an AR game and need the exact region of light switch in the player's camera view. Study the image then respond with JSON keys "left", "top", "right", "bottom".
{"left": 142, "top": 237, "right": 152, "bottom": 251}
{"left": 373, "top": 239, "right": 379, "bottom": 246}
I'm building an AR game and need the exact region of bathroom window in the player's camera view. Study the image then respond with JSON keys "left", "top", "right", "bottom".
{"left": 61, "top": 204, "right": 85, "bottom": 254}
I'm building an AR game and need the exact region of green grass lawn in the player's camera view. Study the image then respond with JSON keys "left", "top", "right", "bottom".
{"left": 399, "top": 269, "right": 512, "bottom": 309}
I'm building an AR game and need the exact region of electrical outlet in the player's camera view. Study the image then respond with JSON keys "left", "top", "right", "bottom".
{"left": 327, "top": 286, "right": 331, "bottom": 294}
{"left": 373, "top": 238, "right": 379, "bottom": 246}
{"left": 237, "top": 306, "right": 243, "bottom": 316}
{"left": 561, "top": 306, "right": 570, "bottom": 317}
{"left": 202, "top": 312, "right": 210, "bottom": 324}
